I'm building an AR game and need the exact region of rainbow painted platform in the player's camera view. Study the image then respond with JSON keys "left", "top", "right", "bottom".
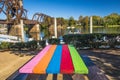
{"left": 19, "top": 45, "right": 88, "bottom": 74}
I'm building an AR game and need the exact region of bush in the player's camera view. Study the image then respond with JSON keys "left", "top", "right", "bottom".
{"left": 0, "top": 42, "right": 11, "bottom": 50}
{"left": 48, "top": 38, "right": 60, "bottom": 44}
{"left": 63, "top": 33, "right": 120, "bottom": 49}
{"left": 10, "top": 40, "right": 38, "bottom": 51}
{"left": 26, "top": 40, "right": 37, "bottom": 50}
{"left": 39, "top": 40, "right": 46, "bottom": 48}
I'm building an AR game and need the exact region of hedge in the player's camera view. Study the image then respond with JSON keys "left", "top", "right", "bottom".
{"left": 63, "top": 33, "right": 120, "bottom": 49}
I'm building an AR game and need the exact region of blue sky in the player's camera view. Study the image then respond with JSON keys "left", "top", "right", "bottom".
{"left": 1, "top": 0, "right": 120, "bottom": 20}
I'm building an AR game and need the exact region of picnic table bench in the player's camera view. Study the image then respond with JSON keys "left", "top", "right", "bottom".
{"left": 6, "top": 45, "right": 109, "bottom": 80}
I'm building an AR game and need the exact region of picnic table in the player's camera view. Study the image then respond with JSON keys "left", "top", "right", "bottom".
{"left": 7, "top": 44, "right": 109, "bottom": 80}
{"left": 19, "top": 45, "right": 88, "bottom": 74}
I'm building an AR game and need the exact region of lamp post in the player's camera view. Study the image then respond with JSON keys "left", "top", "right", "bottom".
{"left": 90, "top": 16, "right": 93, "bottom": 34}
{"left": 54, "top": 17, "right": 57, "bottom": 38}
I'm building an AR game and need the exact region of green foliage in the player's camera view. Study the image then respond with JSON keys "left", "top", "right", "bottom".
{"left": 83, "top": 16, "right": 89, "bottom": 33}
{"left": 63, "top": 33, "right": 120, "bottom": 49}
{"left": 10, "top": 40, "right": 38, "bottom": 50}
{"left": 92, "top": 16, "right": 103, "bottom": 25}
{"left": 57, "top": 17, "right": 67, "bottom": 26}
{"left": 10, "top": 42, "right": 25, "bottom": 50}
{"left": 39, "top": 40, "right": 46, "bottom": 48}
{"left": 40, "top": 17, "right": 52, "bottom": 38}
{"left": 24, "top": 25, "right": 29, "bottom": 31}
{"left": 48, "top": 38, "right": 60, "bottom": 44}
{"left": 78, "top": 13, "right": 120, "bottom": 31}
{"left": 40, "top": 27, "right": 48, "bottom": 39}
{"left": 0, "top": 42, "right": 11, "bottom": 49}
{"left": 0, "top": 24, "right": 2, "bottom": 28}
{"left": 93, "top": 26, "right": 120, "bottom": 33}
{"left": 68, "top": 16, "right": 76, "bottom": 26}
{"left": 78, "top": 16, "right": 89, "bottom": 33}
{"left": 25, "top": 40, "right": 38, "bottom": 50}
{"left": 104, "top": 13, "right": 120, "bottom": 25}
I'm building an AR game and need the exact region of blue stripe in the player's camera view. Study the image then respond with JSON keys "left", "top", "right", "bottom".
{"left": 46, "top": 45, "right": 62, "bottom": 73}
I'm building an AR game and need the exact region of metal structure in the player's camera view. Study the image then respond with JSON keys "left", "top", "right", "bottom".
{"left": 0, "top": 0, "right": 53, "bottom": 25}
{"left": 0, "top": 0, "right": 54, "bottom": 41}
{"left": 0, "top": 0, "right": 53, "bottom": 24}
{"left": 0, "top": 0, "right": 27, "bottom": 24}
{"left": 24, "top": 13, "right": 53, "bottom": 25}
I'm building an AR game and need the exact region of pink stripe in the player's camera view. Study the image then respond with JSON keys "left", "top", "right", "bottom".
{"left": 19, "top": 45, "right": 51, "bottom": 73}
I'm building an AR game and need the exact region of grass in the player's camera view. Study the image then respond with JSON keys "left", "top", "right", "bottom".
{"left": 93, "top": 25, "right": 120, "bottom": 28}
{"left": 108, "top": 25, "right": 120, "bottom": 27}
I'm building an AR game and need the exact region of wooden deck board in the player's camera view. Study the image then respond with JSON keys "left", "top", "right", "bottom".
{"left": 72, "top": 74, "right": 89, "bottom": 80}
{"left": 81, "top": 55, "right": 109, "bottom": 80}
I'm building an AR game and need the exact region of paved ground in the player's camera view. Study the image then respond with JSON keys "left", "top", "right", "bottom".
{"left": 0, "top": 51, "right": 33, "bottom": 80}
{"left": 79, "top": 49, "right": 120, "bottom": 80}
{"left": 0, "top": 49, "right": 120, "bottom": 80}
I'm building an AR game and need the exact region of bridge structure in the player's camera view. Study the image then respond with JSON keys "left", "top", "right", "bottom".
{"left": 0, "top": 0, "right": 54, "bottom": 42}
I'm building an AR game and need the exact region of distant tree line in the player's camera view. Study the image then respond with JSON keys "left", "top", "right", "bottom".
{"left": 54, "top": 13, "right": 120, "bottom": 30}
{"left": 92, "top": 13, "right": 120, "bottom": 26}
{"left": 57, "top": 13, "right": 120, "bottom": 30}
{"left": 27, "top": 13, "right": 120, "bottom": 38}
{"left": 45, "top": 13, "right": 119, "bottom": 33}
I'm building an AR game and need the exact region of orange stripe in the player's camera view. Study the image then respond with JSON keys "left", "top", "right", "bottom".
{"left": 33, "top": 45, "right": 57, "bottom": 74}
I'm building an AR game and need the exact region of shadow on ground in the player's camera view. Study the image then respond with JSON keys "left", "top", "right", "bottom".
{"left": 79, "top": 49, "right": 120, "bottom": 80}
{"left": 9, "top": 50, "right": 40, "bottom": 57}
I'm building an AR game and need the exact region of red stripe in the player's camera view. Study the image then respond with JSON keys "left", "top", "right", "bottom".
{"left": 60, "top": 45, "right": 74, "bottom": 73}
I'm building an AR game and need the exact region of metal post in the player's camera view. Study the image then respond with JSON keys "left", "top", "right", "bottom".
{"left": 54, "top": 17, "right": 57, "bottom": 38}
{"left": 90, "top": 16, "right": 93, "bottom": 33}
{"left": 20, "top": 20, "right": 24, "bottom": 42}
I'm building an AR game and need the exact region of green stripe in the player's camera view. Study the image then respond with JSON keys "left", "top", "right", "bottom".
{"left": 68, "top": 45, "right": 88, "bottom": 74}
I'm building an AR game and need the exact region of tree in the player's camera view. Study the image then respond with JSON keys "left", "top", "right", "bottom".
{"left": 104, "top": 13, "right": 120, "bottom": 25}
{"left": 82, "top": 16, "right": 89, "bottom": 33}
{"left": 57, "top": 17, "right": 66, "bottom": 26}
{"left": 78, "top": 15, "right": 83, "bottom": 24}
{"left": 92, "top": 16, "right": 103, "bottom": 25}
{"left": 68, "top": 16, "right": 76, "bottom": 27}
{"left": 40, "top": 17, "right": 53, "bottom": 39}
{"left": 119, "top": 14, "right": 120, "bottom": 25}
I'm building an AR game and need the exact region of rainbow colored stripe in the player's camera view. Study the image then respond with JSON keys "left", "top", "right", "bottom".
{"left": 19, "top": 45, "right": 88, "bottom": 74}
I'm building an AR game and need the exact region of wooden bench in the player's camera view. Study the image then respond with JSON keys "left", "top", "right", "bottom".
{"left": 6, "top": 55, "right": 109, "bottom": 80}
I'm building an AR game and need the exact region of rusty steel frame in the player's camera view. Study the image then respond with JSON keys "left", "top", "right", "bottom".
{"left": 0, "top": 0, "right": 53, "bottom": 25}
{"left": 0, "top": 0, "right": 27, "bottom": 24}
{"left": 32, "top": 13, "right": 52, "bottom": 24}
